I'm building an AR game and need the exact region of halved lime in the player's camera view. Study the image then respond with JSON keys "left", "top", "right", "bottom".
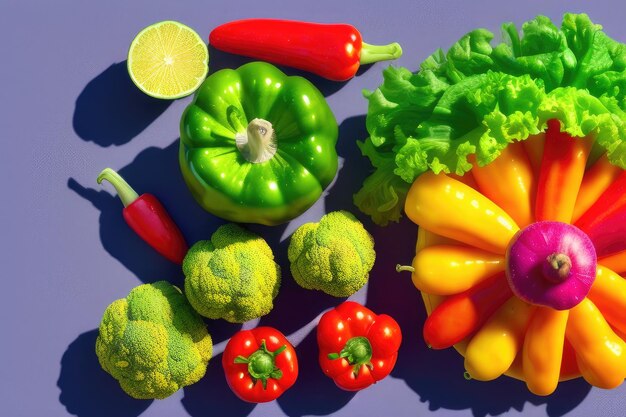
{"left": 128, "top": 21, "right": 208, "bottom": 99}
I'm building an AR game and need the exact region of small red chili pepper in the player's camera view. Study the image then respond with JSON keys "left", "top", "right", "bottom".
{"left": 97, "top": 168, "right": 188, "bottom": 264}
{"left": 423, "top": 273, "right": 512, "bottom": 349}
{"left": 317, "top": 301, "right": 401, "bottom": 391}
{"left": 222, "top": 327, "right": 298, "bottom": 403}
{"left": 209, "top": 19, "right": 403, "bottom": 81}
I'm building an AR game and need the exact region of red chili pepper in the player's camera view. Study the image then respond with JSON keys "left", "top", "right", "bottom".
{"left": 222, "top": 327, "right": 298, "bottom": 403}
{"left": 575, "top": 171, "right": 626, "bottom": 256}
{"left": 423, "top": 273, "right": 512, "bottom": 349}
{"left": 97, "top": 168, "right": 188, "bottom": 264}
{"left": 209, "top": 19, "right": 403, "bottom": 81}
{"left": 317, "top": 301, "right": 401, "bottom": 391}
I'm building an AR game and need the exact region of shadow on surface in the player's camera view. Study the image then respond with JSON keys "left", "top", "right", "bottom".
{"left": 68, "top": 140, "right": 226, "bottom": 287}
{"left": 181, "top": 352, "right": 256, "bottom": 417}
{"left": 324, "top": 115, "right": 370, "bottom": 218}
{"left": 57, "top": 330, "right": 152, "bottom": 417}
{"left": 73, "top": 61, "right": 171, "bottom": 147}
{"left": 277, "top": 328, "right": 356, "bottom": 416}
{"left": 253, "top": 221, "right": 340, "bottom": 337}
{"left": 208, "top": 46, "right": 350, "bottom": 97}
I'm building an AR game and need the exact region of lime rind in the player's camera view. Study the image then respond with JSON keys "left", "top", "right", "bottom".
{"left": 127, "top": 20, "right": 208, "bottom": 100}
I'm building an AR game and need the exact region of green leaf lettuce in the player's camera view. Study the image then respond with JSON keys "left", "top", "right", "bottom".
{"left": 356, "top": 13, "right": 626, "bottom": 226}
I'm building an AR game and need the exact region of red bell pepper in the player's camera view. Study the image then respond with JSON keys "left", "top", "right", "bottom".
{"left": 423, "top": 273, "right": 513, "bottom": 349}
{"left": 317, "top": 301, "right": 401, "bottom": 391}
{"left": 575, "top": 171, "right": 626, "bottom": 256}
{"left": 209, "top": 19, "right": 402, "bottom": 81}
{"left": 222, "top": 327, "right": 298, "bottom": 403}
{"left": 97, "top": 168, "right": 188, "bottom": 264}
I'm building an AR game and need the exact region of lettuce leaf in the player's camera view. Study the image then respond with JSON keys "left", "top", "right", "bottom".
{"left": 356, "top": 13, "right": 626, "bottom": 226}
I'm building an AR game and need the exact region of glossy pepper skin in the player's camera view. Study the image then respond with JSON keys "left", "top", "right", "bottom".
{"left": 180, "top": 62, "right": 338, "bottom": 226}
{"left": 97, "top": 168, "right": 188, "bottom": 264}
{"left": 222, "top": 327, "right": 298, "bottom": 403}
{"left": 209, "top": 19, "right": 402, "bottom": 81}
{"left": 317, "top": 301, "right": 401, "bottom": 391}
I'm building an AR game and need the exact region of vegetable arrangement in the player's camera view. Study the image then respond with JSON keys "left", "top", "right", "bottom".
{"left": 92, "top": 9, "right": 626, "bottom": 409}
{"left": 386, "top": 13, "right": 626, "bottom": 395}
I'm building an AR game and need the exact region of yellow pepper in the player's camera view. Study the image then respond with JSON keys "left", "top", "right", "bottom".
{"left": 405, "top": 172, "right": 519, "bottom": 254}
{"left": 565, "top": 298, "right": 626, "bottom": 389}
{"left": 403, "top": 245, "right": 504, "bottom": 295}
{"left": 464, "top": 297, "right": 535, "bottom": 381}
{"left": 522, "top": 307, "right": 569, "bottom": 395}
{"left": 587, "top": 265, "right": 626, "bottom": 335}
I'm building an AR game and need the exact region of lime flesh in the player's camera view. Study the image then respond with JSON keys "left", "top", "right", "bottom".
{"left": 128, "top": 21, "right": 208, "bottom": 99}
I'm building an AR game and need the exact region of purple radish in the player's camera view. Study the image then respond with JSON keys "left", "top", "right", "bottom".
{"left": 506, "top": 221, "right": 597, "bottom": 310}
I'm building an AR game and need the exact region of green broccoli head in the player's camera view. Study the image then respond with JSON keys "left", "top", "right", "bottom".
{"left": 288, "top": 210, "right": 376, "bottom": 297}
{"left": 183, "top": 223, "right": 281, "bottom": 323}
{"left": 95, "top": 281, "right": 212, "bottom": 399}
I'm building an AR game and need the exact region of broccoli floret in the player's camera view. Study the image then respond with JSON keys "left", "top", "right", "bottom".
{"left": 183, "top": 223, "right": 281, "bottom": 323}
{"left": 287, "top": 211, "right": 376, "bottom": 297}
{"left": 95, "top": 281, "right": 212, "bottom": 399}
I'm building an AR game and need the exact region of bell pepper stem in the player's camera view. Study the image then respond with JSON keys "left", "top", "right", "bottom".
{"left": 396, "top": 264, "right": 415, "bottom": 273}
{"left": 359, "top": 42, "right": 403, "bottom": 65}
{"left": 236, "top": 118, "right": 277, "bottom": 163}
{"left": 97, "top": 168, "right": 139, "bottom": 207}
{"left": 327, "top": 336, "right": 374, "bottom": 377}
{"left": 233, "top": 340, "right": 286, "bottom": 389}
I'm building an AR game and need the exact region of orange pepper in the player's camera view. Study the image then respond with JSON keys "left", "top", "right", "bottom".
{"left": 470, "top": 142, "right": 535, "bottom": 227}
{"left": 572, "top": 153, "right": 622, "bottom": 223}
{"left": 522, "top": 307, "right": 569, "bottom": 395}
{"left": 535, "top": 119, "right": 593, "bottom": 223}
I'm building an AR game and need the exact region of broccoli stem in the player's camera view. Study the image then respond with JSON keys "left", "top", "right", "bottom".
{"left": 234, "top": 340, "right": 286, "bottom": 389}
{"left": 327, "top": 336, "right": 374, "bottom": 377}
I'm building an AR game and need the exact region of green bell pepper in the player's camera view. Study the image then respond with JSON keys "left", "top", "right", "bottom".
{"left": 179, "top": 62, "right": 338, "bottom": 225}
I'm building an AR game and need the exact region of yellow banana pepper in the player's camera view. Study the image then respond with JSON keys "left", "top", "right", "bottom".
{"left": 588, "top": 265, "right": 626, "bottom": 335}
{"left": 405, "top": 245, "right": 504, "bottom": 295}
{"left": 464, "top": 297, "right": 535, "bottom": 381}
{"left": 566, "top": 298, "right": 626, "bottom": 389}
{"left": 405, "top": 172, "right": 519, "bottom": 254}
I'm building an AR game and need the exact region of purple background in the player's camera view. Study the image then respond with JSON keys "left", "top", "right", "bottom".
{"left": 3, "top": 1, "right": 626, "bottom": 416}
